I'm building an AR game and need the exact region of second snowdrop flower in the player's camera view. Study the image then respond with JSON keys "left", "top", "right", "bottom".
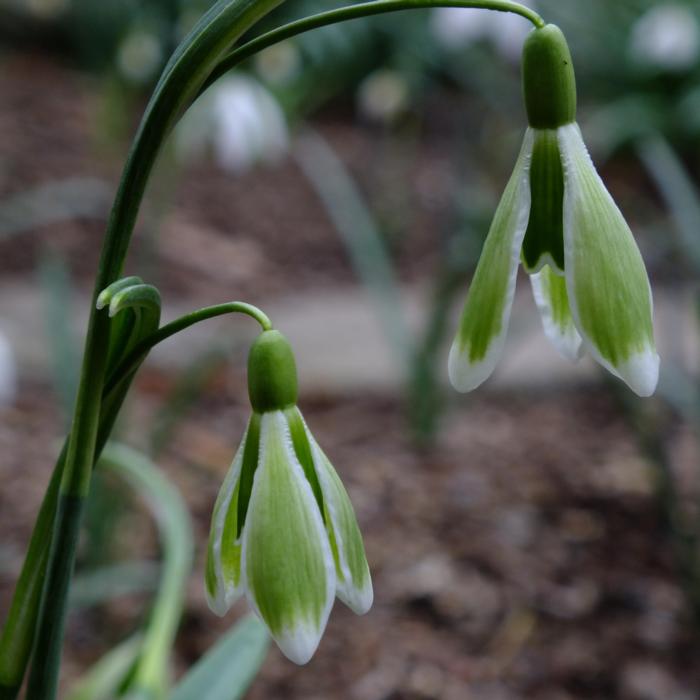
{"left": 206, "top": 330, "right": 372, "bottom": 665}
{"left": 449, "top": 24, "right": 659, "bottom": 397}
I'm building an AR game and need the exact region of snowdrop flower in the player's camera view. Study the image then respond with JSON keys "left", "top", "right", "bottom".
{"left": 449, "top": 25, "right": 659, "bottom": 397}
{"left": 176, "top": 74, "right": 288, "bottom": 174}
{"left": 629, "top": 4, "right": 700, "bottom": 72}
{"left": 206, "top": 330, "right": 372, "bottom": 664}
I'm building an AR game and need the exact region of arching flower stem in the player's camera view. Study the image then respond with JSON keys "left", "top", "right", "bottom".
{"left": 204, "top": 0, "right": 544, "bottom": 94}
{"left": 104, "top": 301, "right": 273, "bottom": 397}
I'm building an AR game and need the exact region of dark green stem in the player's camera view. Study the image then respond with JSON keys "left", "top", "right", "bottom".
{"left": 204, "top": 0, "right": 544, "bottom": 92}
{"left": 0, "top": 452, "right": 63, "bottom": 698}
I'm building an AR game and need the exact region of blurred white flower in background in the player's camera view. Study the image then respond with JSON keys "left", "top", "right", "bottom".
{"left": 431, "top": 7, "right": 493, "bottom": 49}
{"left": 431, "top": 1, "right": 536, "bottom": 61}
{"left": 176, "top": 74, "right": 289, "bottom": 174}
{"left": 357, "top": 68, "right": 410, "bottom": 124}
{"left": 0, "top": 331, "right": 17, "bottom": 406}
{"left": 254, "top": 42, "right": 302, "bottom": 87}
{"left": 629, "top": 4, "right": 700, "bottom": 71}
{"left": 117, "top": 29, "right": 164, "bottom": 85}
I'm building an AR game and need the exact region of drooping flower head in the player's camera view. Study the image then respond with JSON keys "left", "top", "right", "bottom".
{"left": 206, "top": 330, "right": 372, "bottom": 665}
{"left": 449, "top": 24, "right": 659, "bottom": 397}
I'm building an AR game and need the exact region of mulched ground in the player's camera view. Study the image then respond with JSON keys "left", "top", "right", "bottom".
{"left": 1, "top": 380, "right": 699, "bottom": 699}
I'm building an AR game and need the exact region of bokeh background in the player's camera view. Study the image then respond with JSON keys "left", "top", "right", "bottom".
{"left": 2, "top": 0, "right": 700, "bottom": 697}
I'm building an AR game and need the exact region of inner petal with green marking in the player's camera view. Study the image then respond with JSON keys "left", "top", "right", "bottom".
{"left": 529, "top": 264, "right": 582, "bottom": 361}
{"left": 521, "top": 129, "right": 565, "bottom": 273}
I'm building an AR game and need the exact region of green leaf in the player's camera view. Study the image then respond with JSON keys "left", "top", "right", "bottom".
{"left": 294, "top": 130, "right": 412, "bottom": 369}
{"left": 100, "top": 444, "right": 194, "bottom": 700}
{"left": 170, "top": 615, "right": 269, "bottom": 700}
{"left": 637, "top": 136, "right": 700, "bottom": 275}
{"left": 65, "top": 636, "right": 142, "bottom": 700}
{"left": 448, "top": 128, "right": 534, "bottom": 392}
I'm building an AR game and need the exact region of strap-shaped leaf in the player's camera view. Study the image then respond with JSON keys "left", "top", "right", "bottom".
{"left": 64, "top": 636, "right": 142, "bottom": 700}
{"left": 99, "top": 444, "right": 194, "bottom": 700}
{"left": 170, "top": 615, "right": 269, "bottom": 700}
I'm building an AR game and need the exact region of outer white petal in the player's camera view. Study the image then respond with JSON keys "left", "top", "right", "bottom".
{"left": 448, "top": 128, "right": 534, "bottom": 392}
{"left": 306, "top": 432, "right": 373, "bottom": 615}
{"left": 530, "top": 266, "right": 583, "bottom": 362}
{"left": 241, "top": 411, "right": 335, "bottom": 665}
{"left": 205, "top": 423, "right": 249, "bottom": 616}
{"left": 559, "top": 123, "right": 659, "bottom": 397}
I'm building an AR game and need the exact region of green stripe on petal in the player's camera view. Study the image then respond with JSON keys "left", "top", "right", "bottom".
{"left": 205, "top": 417, "right": 257, "bottom": 616}
{"left": 236, "top": 412, "right": 261, "bottom": 537}
{"left": 242, "top": 411, "right": 335, "bottom": 665}
{"left": 305, "top": 430, "right": 372, "bottom": 615}
{"left": 449, "top": 129, "right": 534, "bottom": 392}
{"left": 530, "top": 265, "right": 583, "bottom": 361}
{"left": 558, "top": 123, "right": 659, "bottom": 397}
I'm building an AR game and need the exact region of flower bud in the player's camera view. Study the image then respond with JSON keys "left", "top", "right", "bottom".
{"left": 247, "top": 330, "right": 298, "bottom": 413}
{"left": 522, "top": 24, "right": 577, "bottom": 129}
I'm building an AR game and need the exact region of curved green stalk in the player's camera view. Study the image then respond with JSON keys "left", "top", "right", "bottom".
{"left": 103, "top": 301, "right": 272, "bottom": 398}
{"left": 204, "top": 0, "right": 544, "bottom": 92}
